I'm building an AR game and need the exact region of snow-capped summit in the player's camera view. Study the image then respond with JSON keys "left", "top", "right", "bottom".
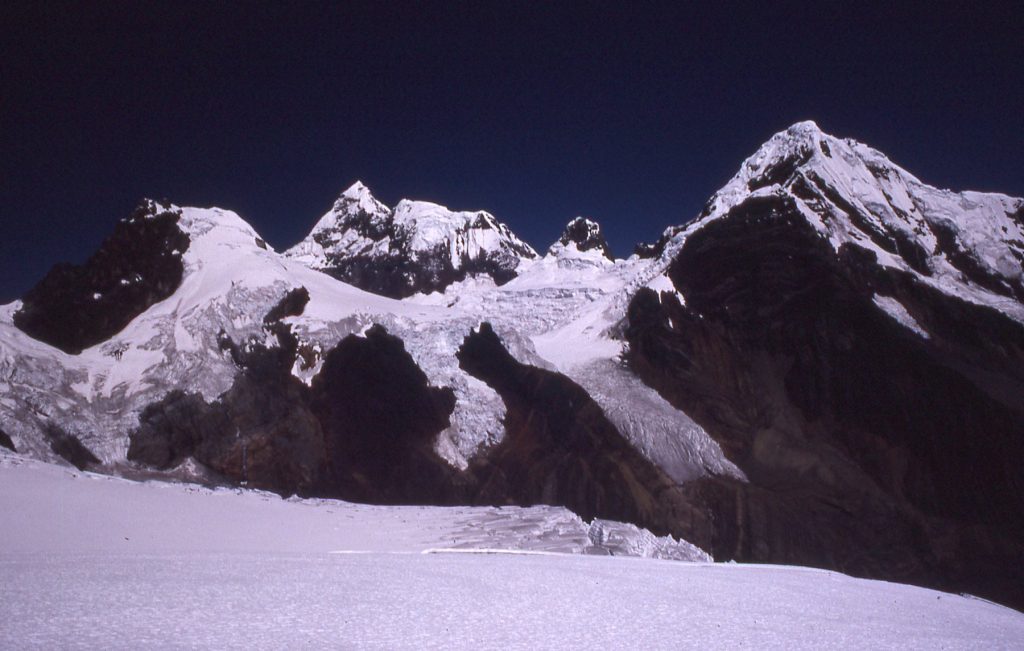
{"left": 337, "top": 179, "right": 378, "bottom": 204}
{"left": 285, "top": 182, "right": 537, "bottom": 298}
{"left": 664, "top": 120, "right": 1024, "bottom": 321}
{"left": 284, "top": 181, "right": 392, "bottom": 270}
{"left": 548, "top": 217, "right": 614, "bottom": 260}
{"left": 327, "top": 180, "right": 392, "bottom": 226}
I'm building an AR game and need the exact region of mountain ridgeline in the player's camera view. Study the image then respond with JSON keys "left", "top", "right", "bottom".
{"left": 2, "top": 122, "right": 1022, "bottom": 609}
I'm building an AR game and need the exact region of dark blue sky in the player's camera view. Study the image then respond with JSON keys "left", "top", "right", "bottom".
{"left": 2, "top": 2, "right": 1022, "bottom": 301}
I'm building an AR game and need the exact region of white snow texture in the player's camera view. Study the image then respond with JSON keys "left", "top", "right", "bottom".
{"left": 1, "top": 455, "right": 1021, "bottom": 649}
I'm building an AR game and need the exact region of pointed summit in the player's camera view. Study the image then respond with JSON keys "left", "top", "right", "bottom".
{"left": 549, "top": 217, "right": 614, "bottom": 260}
{"left": 684, "top": 121, "right": 1024, "bottom": 313}
{"left": 325, "top": 180, "right": 390, "bottom": 225}
{"left": 334, "top": 180, "right": 384, "bottom": 212}
{"left": 340, "top": 180, "right": 370, "bottom": 198}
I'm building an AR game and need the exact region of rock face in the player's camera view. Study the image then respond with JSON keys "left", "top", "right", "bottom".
{"left": 308, "top": 324, "right": 460, "bottom": 502}
{"left": 633, "top": 225, "right": 684, "bottom": 259}
{"left": 285, "top": 182, "right": 537, "bottom": 298}
{"left": 624, "top": 123, "right": 1024, "bottom": 608}
{"left": 550, "top": 217, "right": 614, "bottom": 260}
{"left": 14, "top": 200, "right": 190, "bottom": 354}
{"left": 46, "top": 425, "right": 100, "bottom": 470}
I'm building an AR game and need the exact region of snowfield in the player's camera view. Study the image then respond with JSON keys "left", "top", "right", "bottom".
{"left": 2, "top": 456, "right": 1022, "bottom": 649}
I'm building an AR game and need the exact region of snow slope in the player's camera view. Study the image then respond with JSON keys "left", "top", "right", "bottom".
{"left": 2, "top": 456, "right": 1021, "bottom": 649}
{"left": 0, "top": 455, "right": 703, "bottom": 559}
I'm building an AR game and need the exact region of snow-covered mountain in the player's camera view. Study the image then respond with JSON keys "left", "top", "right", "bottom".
{"left": 284, "top": 181, "right": 538, "bottom": 298}
{"left": 626, "top": 121, "right": 1024, "bottom": 609}
{"left": 692, "top": 120, "right": 1024, "bottom": 315}
{"left": 2, "top": 121, "right": 1022, "bottom": 609}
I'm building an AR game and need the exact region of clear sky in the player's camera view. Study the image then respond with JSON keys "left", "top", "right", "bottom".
{"left": 2, "top": 2, "right": 1021, "bottom": 301}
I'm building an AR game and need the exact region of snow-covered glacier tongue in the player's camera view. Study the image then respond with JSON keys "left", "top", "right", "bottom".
{"left": 414, "top": 215, "right": 745, "bottom": 485}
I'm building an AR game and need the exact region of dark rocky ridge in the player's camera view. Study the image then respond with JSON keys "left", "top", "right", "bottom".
{"left": 323, "top": 246, "right": 528, "bottom": 300}
{"left": 634, "top": 225, "right": 684, "bottom": 259}
{"left": 554, "top": 217, "right": 614, "bottom": 260}
{"left": 14, "top": 200, "right": 190, "bottom": 354}
{"left": 624, "top": 193, "right": 1024, "bottom": 608}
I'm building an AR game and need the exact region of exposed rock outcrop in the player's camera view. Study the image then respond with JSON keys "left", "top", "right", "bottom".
{"left": 14, "top": 200, "right": 190, "bottom": 354}
{"left": 46, "top": 425, "right": 100, "bottom": 470}
{"left": 0, "top": 428, "right": 16, "bottom": 452}
{"left": 308, "top": 324, "right": 460, "bottom": 503}
{"left": 551, "top": 217, "right": 614, "bottom": 260}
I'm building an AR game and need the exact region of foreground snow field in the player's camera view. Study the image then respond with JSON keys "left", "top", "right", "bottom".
{"left": 2, "top": 456, "right": 1022, "bottom": 649}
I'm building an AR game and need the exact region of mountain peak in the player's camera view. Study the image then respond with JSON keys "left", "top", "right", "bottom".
{"left": 693, "top": 122, "right": 847, "bottom": 225}
{"left": 742, "top": 122, "right": 829, "bottom": 181}
{"left": 550, "top": 217, "right": 614, "bottom": 260}
{"left": 784, "top": 119, "right": 824, "bottom": 137}
{"left": 286, "top": 188, "right": 537, "bottom": 297}
{"left": 326, "top": 181, "right": 389, "bottom": 222}
{"left": 685, "top": 123, "right": 1024, "bottom": 317}
{"left": 339, "top": 180, "right": 371, "bottom": 199}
